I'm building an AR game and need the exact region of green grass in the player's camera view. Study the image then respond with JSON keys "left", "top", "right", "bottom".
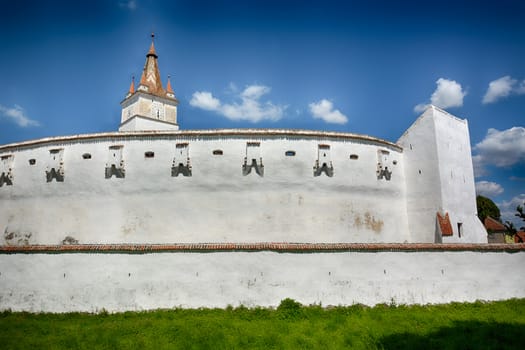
{"left": 1, "top": 298, "right": 524, "bottom": 349}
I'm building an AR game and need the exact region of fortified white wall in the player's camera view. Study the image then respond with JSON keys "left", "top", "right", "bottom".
{"left": 0, "top": 130, "right": 410, "bottom": 245}
{"left": 1, "top": 250, "right": 523, "bottom": 312}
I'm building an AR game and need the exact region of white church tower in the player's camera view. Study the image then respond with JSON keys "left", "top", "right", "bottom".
{"left": 119, "top": 34, "right": 179, "bottom": 131}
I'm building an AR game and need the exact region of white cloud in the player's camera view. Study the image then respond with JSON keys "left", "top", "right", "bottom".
{"left": 190, "top": 92, "right": 221, "bottom": 111}
{"left": 190, "top": 84, "right": 285, "bottom": 123}
{"left": 119, "top": 0, "right": 137, "bottom": 10}
{"left": 414, "top": 78, "right": 466, "bottom": 113}
{"left": 498, "top": 194, "right": 525, "bottom": 228}
{"left": 482, "top": 76, "right": 517, "bottom": 104}
{"left": 475, "top": 181, "right": 504, "bottom": 197}
{"left": 0, "top": 104, "right": 40, "bottom": 127}
{"left": 431, "top": 78, "right": 466, "bottom": 108}
{"left": 473, "top": 127, "right": 525, "bottom": 172}
{"left": 308, "top": 99, "right": 348, "bottom": 124}
{"left": 242, "top": 85, "right": 269, "bottom": 99}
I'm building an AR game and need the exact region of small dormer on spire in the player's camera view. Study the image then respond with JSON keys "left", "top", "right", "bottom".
{"left": 126, "top": 76, "right": 135, "bottom": 98}
{"left": 166, "top": 75, "right": 175, "bottom": 98}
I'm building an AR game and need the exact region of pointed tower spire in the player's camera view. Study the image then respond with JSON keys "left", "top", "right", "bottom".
{"left": 138, "top": 32, "right": 165, "bottom": 96}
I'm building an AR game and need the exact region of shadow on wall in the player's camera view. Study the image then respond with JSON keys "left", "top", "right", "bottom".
{"left": 379, "top": 321, "right": 525, "bottom": 350}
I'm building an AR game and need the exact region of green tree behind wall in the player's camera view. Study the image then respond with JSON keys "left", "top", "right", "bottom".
{"left": 476, "top": 195, "right": 501, "bottom": 222}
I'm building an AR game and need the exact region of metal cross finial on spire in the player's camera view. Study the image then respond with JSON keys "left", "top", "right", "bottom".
{"left": 147, "top": 32, "right": 158, "bottom": 57}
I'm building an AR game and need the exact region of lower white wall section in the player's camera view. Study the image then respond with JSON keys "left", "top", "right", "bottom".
{"left": 1, "top": 250, "right": 524, "bottom": 313}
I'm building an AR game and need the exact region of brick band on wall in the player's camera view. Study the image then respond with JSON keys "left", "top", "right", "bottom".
{"left": 1, "top": 243, "right": 524, "bottom": 254}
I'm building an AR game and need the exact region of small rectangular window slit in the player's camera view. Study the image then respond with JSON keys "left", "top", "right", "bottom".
{"left": 457, "top": 223, "right": 463, "bottom": 238}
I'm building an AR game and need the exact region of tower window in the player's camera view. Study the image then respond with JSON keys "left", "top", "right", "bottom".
{"left": 145, "top": 151, "right": 155, "bottom": 158}
{"left": 349, "top": 154, "right": 359, "bottom": 160}
{"left": 285, "top": 150, "right": 296, "bottom": 156}
{"left": 82, "top": 153, "right": 92, "bottom": 159}
{"left": 213, "top": 150, "right": 223, "bottom": 155}
{"left": 29, "top": 159, "right": 36, "bottom": 165}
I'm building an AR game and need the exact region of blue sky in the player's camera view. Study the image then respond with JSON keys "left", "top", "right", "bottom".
{"left": 0, "top": 0, "right": 524, "bottom": 227}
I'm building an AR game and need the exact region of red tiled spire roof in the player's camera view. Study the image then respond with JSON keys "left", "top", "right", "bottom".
{"left": 137, "top": 33, "right": 169, "bottom": 97}
{"left": 125, "top": 33, "right": 176, "bottom": 101}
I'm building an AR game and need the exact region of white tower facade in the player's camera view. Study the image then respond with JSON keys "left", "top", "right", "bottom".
{"left": 398, "top": 105, "right": 487, "bottom": 243}
{"left": 119, "top": 34, "right": 179, "bottom": 131}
